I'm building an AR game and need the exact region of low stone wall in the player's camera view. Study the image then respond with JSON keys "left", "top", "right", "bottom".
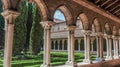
{"left": 79, "top": 59, "right": 120, "bottom": 67}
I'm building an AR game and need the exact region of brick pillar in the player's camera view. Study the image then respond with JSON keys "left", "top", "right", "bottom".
{"left": 1, "top": 10, "right": 20, "bottom": 67}
{"left": 41, "top": 21, "right": 55, "bottom": 67}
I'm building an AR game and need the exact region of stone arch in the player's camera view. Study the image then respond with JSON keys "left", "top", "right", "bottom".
{"left": 59, "top": 40, "right": 62, "bottom": 50}
{"left": 80, "top": 39, "right": 84, "bottom": 51}
{"left": 104, "top": 23, "right": 112, "bottom": 35}
{"left": 55, "top": 40, "right": 58, "bottom": 50}
{"left": 78, "top": 13, "right": 89, "bottom": 30}
{"left": 112, "top": 26, "right": 117, "bottom": 35}
{"left": 51, "top": 40, "right": 54, "bottom": 50}
{"left": 53, "top": 5, "right": 73, "bottom": 25}
{"left": 75, "top": 39, "right": 79, "bottom": 50}
{"left": 33, "top": 0, "right": 48, "bottom": 21}
{"left": 92, "top": 18, "right": 101, "bottom": 32}
{"left": 64, "top": 40, "right": 67, "bottom": 50}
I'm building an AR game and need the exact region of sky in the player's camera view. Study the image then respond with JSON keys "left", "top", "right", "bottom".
{"left": 54, "top": 10, "right": 66, "bottom": 21}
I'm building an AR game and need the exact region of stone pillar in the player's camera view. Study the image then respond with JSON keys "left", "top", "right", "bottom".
{"left": 113, "top": 36, "right": 119, "bottom": 59}
{"left": 1, "top": 10, "right": 20, "bottom": 67}
{"left": 119, "top": 37, "right": 120, "bottom": 55}
{"left": 62, "top": 39, "right": 64, "bottom": 51}
{"left": 66, "top": 26, "right": 76, "bottom": 66}
{"left": 91, "top": 41, "right": 94, "bottom": 52}
{"left": 105, "top": 35, "right": 113, "bottom": 60}
{"left": 82, "top": 30, "right": 92, "bottom": 64}
{"left": 78, "top": 39, "right": 81, "bottom": 51}
{"left": 95, "top": 33, "right": 104, "bottom": 61}
{"left": 41, "top": 21, "right": 55, "bottom": 67}
{"left": 58, "top": 40, "right": 60, "bottom": 51}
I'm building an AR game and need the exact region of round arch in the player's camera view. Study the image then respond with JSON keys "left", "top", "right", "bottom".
{"left": 34, "top": 0, "right": 48, "bottom": 21}
{"left": 104, "top": 23, "right": 112, "bottom": 35}
{"left": 78, "top": 13, "right": 89, "bottom": 30}
{"left": 112, "top": 26, "right": 117, "bottom": 35}
{"left": 53, "top": 5, "right": 73, "bottom": 25}
{"left": 93, "top": 18, "right": 101, "bottom": 32}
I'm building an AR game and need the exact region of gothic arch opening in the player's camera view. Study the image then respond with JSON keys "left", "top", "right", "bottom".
{"left": 64, "top": 40, "right": 67, "bottom": 50}
{"left": 75, "top": 39, "right": 79, "bottom": 51}
{"left": 51, "top": 40, "right": 54, "bottom": 50}
{"left": 78, "top": 13, "right": 89, "bottom": 30}
{"left": 105, "top": 23, "right": 111, "bottom": 34}
{"left": 80, "top": 39, "right": 84, "bottom": 51}
{"left": 93, "top": 18, "right": 101, "bottom": 32}
{"left": 34, "top": 0, "right": 48, "bottom": 21}
{"left": 53, "top": 5, "right": 72, "bottom": 25}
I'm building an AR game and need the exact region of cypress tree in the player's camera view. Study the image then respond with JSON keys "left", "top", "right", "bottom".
{"left": 13, "top": 0, "right": 28, "bottom": 55}
{"left": 29, "top": 4, "right": 43, "bottom": 55}
{"left": 0, "top": 0, "right": 4, "bottom": 50}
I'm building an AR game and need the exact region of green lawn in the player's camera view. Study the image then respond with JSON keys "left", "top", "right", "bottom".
{"left": 0, "top": 51, "right": 96, "bottom": 67}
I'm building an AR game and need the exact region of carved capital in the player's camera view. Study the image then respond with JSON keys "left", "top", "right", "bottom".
{"left": 67, "top": 26, "right": 76, "bottom": 34}
{"left": 1, "top": 10, "right": 20, "bottom": 24}
{"left": 40, "top": 21, "right": 55, "bottom": 30}
{"left": 112, "top": 36, "right": 118, "bottom": 40}
{"left": 82, "top": 30, "right": 92, "bottom": 35}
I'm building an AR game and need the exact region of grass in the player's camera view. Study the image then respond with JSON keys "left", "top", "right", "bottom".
{"left": 0, "top": 51, "right": 96, "bottom": 67}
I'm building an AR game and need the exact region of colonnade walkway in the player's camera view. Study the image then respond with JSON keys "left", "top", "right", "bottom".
{"left": 55, "top": 57, "right": 120, "bottom": 67}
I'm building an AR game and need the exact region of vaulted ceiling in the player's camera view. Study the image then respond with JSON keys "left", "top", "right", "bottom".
{"left": 87, "top": 0, "right": 120, "bottom": 18}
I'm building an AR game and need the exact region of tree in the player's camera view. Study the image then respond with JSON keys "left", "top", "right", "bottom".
{"left": 13, "top": 0, "right": 28, "bottom": 55}
{"left": 29, "top": 4, "right": 43, "bottom": 55}
{"left": 0, "top": 0, "right": 5, "bottom": 49}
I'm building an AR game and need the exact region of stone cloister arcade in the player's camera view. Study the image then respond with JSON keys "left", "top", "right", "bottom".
{"left": 1, "top": 0, "right": 120, "bottom": 67}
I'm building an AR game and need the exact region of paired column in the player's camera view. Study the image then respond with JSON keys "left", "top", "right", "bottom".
{"left": 1, "top": 10, "right": 20, "bottom": 67}
{"left": 41, "top": 21, "right": 55, "bottom": 67}
{"left": 82, "top": 30, "right": 92, "bottom": 64}
{"left": 105, "top": 35, "right": 113, "bottom": 60}
{"left": 66, "top": 26, "right": 76, "bottom": 66}
{"left": 113, "top": 36, "right": 119, "bottom": 59}
{"left": 62, "top": 40, "right": 64, "bottom": 51}
{"left": 95, "top": 33, "right": 104, "bottom": 61}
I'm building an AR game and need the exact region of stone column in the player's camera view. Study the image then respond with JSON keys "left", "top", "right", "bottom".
{"left": 1, "top": 10, "right": 20, "bottom": 67}
{"left": 113, "top": 36, "right": 119, "bottom": 59}
{"left": 58, "top": 40, "right": 60, "bottom": 51}
{"left": 105, "top": 35, "right": 113, "bottom": 60}
{"left": 78, "top": 39, "right": 81, "bottom": 51}
{"left": 41, "top": 21, "right": 55, "bottom": 67}
{"left": 90, "top": 40, "right": 94, "bottom": 52}
{"left": 95, "top": 33, "right": 104, "bottom": 61}
{"left": 82, "top": 30, "right": 92, "bottom": 64}
{"left": 119, "top": 37, "right": 120, "bottom": 55}
{"left": 66, "top": 26, "right": 76, "bottom": 66}
{"left": 62, "top": 39, "right": 64, "bottom": 51}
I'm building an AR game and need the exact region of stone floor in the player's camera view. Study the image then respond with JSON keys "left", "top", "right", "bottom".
{"left": 55, "top": 58, "right": 120, "bottom": 67}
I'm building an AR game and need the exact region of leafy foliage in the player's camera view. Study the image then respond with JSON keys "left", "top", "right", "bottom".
{"left": 29, "top": 4, "right": 43, "bottom": 55}
{"left": 13, "top": 0, "right": 28, "bottom": 55}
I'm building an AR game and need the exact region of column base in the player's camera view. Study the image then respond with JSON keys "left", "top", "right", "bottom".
{"left": 40, "top": 64, "right": 52, "bottom": 67}
{"left": 114, "top": 56, "right": 119, "bottom": 59}
{"left": 66, "top": 61, "right": 77, "bottom": 66}
{"left": 83, "top": 59, "right": 92, "bottom": 64}
{"left": 93, "top": 58, "right": 104, "bottom": 63}
{"left": 105, "top": 56, "right": 113, "bottom": 60}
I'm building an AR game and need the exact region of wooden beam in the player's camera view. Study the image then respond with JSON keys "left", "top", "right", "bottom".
{"left": 110, "top": 4, "right": 120, "bottom": 12}
{"left": 113, "top": 9, "right": 120, "bottom": 14}
{"left": 73, "top": 0, "right": 120, "bottom": 23}
{"left": 101, "top": 0, "right": 110, "bottom": 7}
{"left": 105, "top": 0, "right": 119, "bottom": 9}
{"left": 95, "top": 0, "right": 100, "bottom": 3}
